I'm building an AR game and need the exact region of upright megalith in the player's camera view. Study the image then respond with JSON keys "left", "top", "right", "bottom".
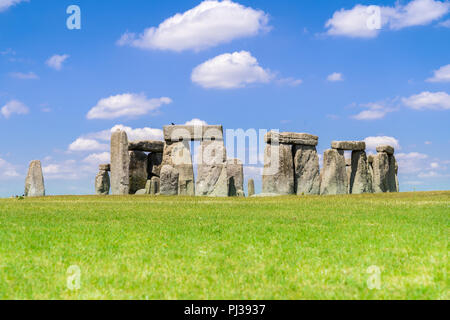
{"left": 95, "top": 164, "right": 110, "bottom": 195}
{"left": 24, "top": 160, "right": 45, "bottom": 197}
{"left": 162, "top": 140, "right": 195, "bottom": 196}
{"left": 262, "top": 143, "right": 294, "bottom": 195}
{"left": 111, "top": 130, "right": 130, "bottom": 195}
{"left": 146, "top": 176, "right": 160, "bottom": 195}
{"left": 160, "top": 165, "right": 179, "bottom": 195}
{"left": 227, "top": 159, "right": 244, "bottom": 197}
{"left": 372, "top": 145, "right": 398, "bottom": 193}
{"left": 345, "top": 158, "right": 352, "bottom": 192}
{"left": 293, "top": 144, "right": 321, "bottom": 195}
{"left": 350, "top": 151, "right": 373, "bottom": 194}
{"left": 320, "top": 149, "right": 347, "bottom": 195}
{"left": 128, "top": 151, "right": 148, "bottom": 194}
{"left": 248, "top": 179, "right": 255, "bottom": 197}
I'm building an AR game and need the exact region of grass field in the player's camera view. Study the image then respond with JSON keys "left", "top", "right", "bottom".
{"left": 0, "top": 191, "right": 448, "bottom": 300}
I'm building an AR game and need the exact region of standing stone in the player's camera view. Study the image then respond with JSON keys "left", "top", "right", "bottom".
{"left": 129, "top": 151, "right": 148, "bottom": 194}
{"left": 227, "top": 159, "right": 244, "bottom": 197}
{"left": 320, "top": 149, "right": 347, "bottom": 195}
{"left": 162, "top": 141, "right": 195, "bottom": 196}
{"left": 345, "top": 158, "right": 352, "bottom": 193}
{"left": 395, "top": 159, "right": 399, "bottom": 192}
{"left": 349, "top": 151, "right": 373, "bottom": 194}
{"left": 372, "top": 152, "right": 390, "bottom": 193}
{"left": 111, "top": 130, "right": 130, "bottom": 195}
{"left": 208, "top": 165, "right": 229, "bottom": 197}
{"left": 148, "top": 152, "right": 163, "bottom": 178}
{"left": 160, "top": 165, "right": 179, "bottom": 195}
{"left": 262, "top": 143, "right": 295, "bottom": 195}
{"left": 293, "top": 145, "right": 320, "bottom": 195}
{"left": 24, "top": 160, "right": 45, "bottom": 197}
{"left": 196, "top": 140, "right": 227, "bottom": 196}
{"left": 145, "top": 176, "right": 160, "bottom": 195}
{"left": 248, "top": 179, "right": 255, "bottom": 197}
{"left": 388, "top": 155, "right": 398, "bottom": 192}
{"left": 95, "top": 166, "right": 110, "bottom": 195}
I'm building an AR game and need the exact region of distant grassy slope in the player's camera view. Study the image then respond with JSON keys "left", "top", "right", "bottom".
{"left": 0, "top": 191, "right": 448, "bottom": 300}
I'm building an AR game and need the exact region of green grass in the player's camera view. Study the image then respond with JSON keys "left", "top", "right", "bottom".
{"left": 0, "top": 191, "right": 448, "bottom": 300}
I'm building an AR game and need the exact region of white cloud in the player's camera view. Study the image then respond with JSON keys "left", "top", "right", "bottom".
{"left": 352, "top": 103, "right": 395, "bottom": 120}
{"left": 0, "top": 158, "right": 19, "bottom": 179}
{"left": 244, "top": 165, "right": 263, "bottom": 178}
{"left": 1, "top": 100, "right": 29, "bottom": 118}
{"left": 83, "top": 152, "right": 110, "bottom": 165}
{"left": 46, "top": 54, "right": 69, "bottom": 70}
{"left": 426, "top": 64, "right": 450, "bottom": 83}
{"left": 327, "top": 72, "right": 343, "bottom": 82}
{"left": 0, "top": 0, "right": 28, "bottom": 12}
{"left": 86, "top": 93, "right": 172, "bottom": 120}
{"left": 439, "top": 19, "right": 450, "bottom": 27}
{"left": 68, "top": 138, "right": 109, "bottom": 152}
{"left": 277, "top": 77, "right": 303, "bottom": 87}
{"left": 80, "top": 125, "right": 164, "bottom": 144}
{"left": 364, "top": 136, "right": 400, "bottom": 151}
{"left": 191, "top": 51, "right": 272, "bottom": 89}
{"left": 402, "top": 91, "right": 450, "bottom": 110}
{"left": 117, "top": 0, "right": 269, "bottom": 52}
{"left": 43, "top": 160, "right": 97, "bottom": 180}
{"left": 185, "top": 118, "right": 208, "bottom": 126}
{"left": 9, "top": 72, "right": 39, "bottom": 80}
{"left": 325, "top": 0, "right": 450, "bottom": 38}
{"left": 396, "top": 152, "right": 429, "bottom": 174}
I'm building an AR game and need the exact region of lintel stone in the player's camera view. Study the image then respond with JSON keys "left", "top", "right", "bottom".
{"left": 163, "top": 125, "right": 223, "bottom": 142}
{"left": 331, "top": 141, "right": 366, "bottom": 151}
{"left": 128, "top": 140, "right": 164, "bottom": 153}
{"left": 376, "top": 145, "right": 395, "bottom": 155}
{"left": 265, "top": 132, "right": 318, "bottom": 146}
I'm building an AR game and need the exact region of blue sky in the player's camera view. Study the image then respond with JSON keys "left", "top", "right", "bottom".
{"left": 0, "top": 0, "right": 449, "bottom": 197}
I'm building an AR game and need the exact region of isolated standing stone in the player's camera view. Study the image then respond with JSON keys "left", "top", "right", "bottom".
{"left": 372, "top": 152, "right": 390, "bottom": 193}
{"left": 160, "top": 165, "right": 179, "bottom": 196}
{"left": 95, "top": 167, "right": 110, "bottom": 195}
{"left": 349, "top": 151, "right": 373, "bottom": 194}
{"left": 111, "top": 130, "right": 130, "bottom": 195}
{"left": 262, "top": 143, "right": 295, "bottom": 195}
{"left": 24, "top": 160, "right": 45, "bottom": 197}
{"left": 293, "top": 145, "right": 321, "bottom": 195}
{"left": 196, "top": 140, "right": 227, "bottom": 196}
{"left": 320, "top": 149, "right": 348, "bottom": 195}
{"left": 129, "top": 151, "right": 148, "bottom": 194}
{"left": 227, "top": 159, "right": 244, "bottom": 197}
{"left": 248, "top": 179, "right": 255, "bottom": 197}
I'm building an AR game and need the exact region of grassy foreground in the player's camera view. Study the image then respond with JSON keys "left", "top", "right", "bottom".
{"left": 0, "top": 191, "right": 448, "bottom": 300}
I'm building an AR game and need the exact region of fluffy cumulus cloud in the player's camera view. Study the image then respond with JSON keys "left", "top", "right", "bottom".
{"left": 327, "top": 72, "right": 344, "bottom": 82}
{"left": 82, "top": 152, "right": 110, "bottom": 165}
{"left": 117, "top": 0, "right": 269, "bottom": 52}
{"left": 402, "top": 91, "right": 450, "bottom": 110}
{"left": 43, "top": 160, "right": 97, "bottom": 180}
{"left": 0, "top": 158, "right": 19, "bottom": 179}
{"left": 325, "top": 0, "right": 450, "bottom": 38}
{"left": 185, "top": 118, "right": 208, "bottom": 126}
{"left": 86, "top": 93, "right": 172, "bottom": 120}
{"left": 191, "top": 51, "right": 272, "bottom": 89}
{"left": 352, "top": 103, "right": 395, "bottom": 120}
{"left": 0, "top": 0, "right": 28, "bottom": 12}
{"left": 426, "top": 64, "right": 450, "bottom": 82}
{"left": 68, "top": 138, "right": 109, "bottom": 152}
{"left": 9, "top": 72, "right": 39, "bottom": 80}
{"left": 364, "top": 136, "right": 400, "bottom": 151}
{"left": 1, "top": 100, "right": 29, "bottom": 118}
{"left": 46, "top": 54, "right": 70, "bottom": 71}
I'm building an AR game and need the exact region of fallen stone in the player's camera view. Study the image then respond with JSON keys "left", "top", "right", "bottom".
{"left": 129, "top": 151, "right": 148, "bottom": 195}
{"left": 160, "top": 165, "right": 179, "bottom": 195}
{"left": 24, "top": 160, "right": 45, "bottom": 197}
{"left": 320, "top": 149, "right": 348, "bottom": 195}
{"left": 293, "top": 145, "right": 320, "bottom": 195}
{"left": 265, "top": 132, "right": 318, "bottom": 146}
{"left": 248, "top": 179, "right": 255, "bottom": 197}
{"left": 262, "top": 143, "right": 295, "bottom": 195}
{"left": 111, "top": 130, "right": 130, "bottom": 195}
{"left": 349, "top": 151, "right": 373, "bottom": 194}
{"left": 128, "top": 140, "right": 164, "bottom": 153}
{"left": 376, "top": 145, "right": 395, "bottom": 155}
{"left": 135, "top": 189, "right": 147, "bottom": 195}
{"left": 227, "top": 159, "right": 244, "bottom": 197}
{"left": 95, "top": 170, "right": 110, "bottom": 195}
{"left": 331, "top": 141, "right": 366, "bottom": 151}
{"left": 163, "top": 125, "right": 223, "bottom": 142}
{"left": 99, "top": 164, "right": 110, "bottom": 171}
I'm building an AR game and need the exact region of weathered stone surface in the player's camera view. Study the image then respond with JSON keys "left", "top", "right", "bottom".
{"left": 346, "top": 158, "right": 352, "bottom": 193}
{"left": 145, "top": 176, "right": 160, "bottom": 195}
{"left": 248, "top": 179, "right": 255, "bottom": 197}
{"left": 349, "top": 151, "right": 373, "bottom": 194}
{"left": 387, "top": 155, "right": 398, "bottom": 192}
{"left": 372, "top": 152, "right": 389, "bottom": 193}
{"left": 129, "top": 151, "right": 148, "bottom": 195}
{"left": 196, "top": 140, "right": 227, "bottom": 196}
{"left": 135, "top": 189, "right": 147, "bottom": 195}
{"left": 320, "top": 149, "right": 348, "bottom": 195}
{"left": 265, "top": 132, "right": 318, "bottom": 146}
{"left": 262, "top": 143, "right": 295, "bottom": 195}
{"left": 208, "top": 165, "right": 229, "bottom": 197}
{"left": 227, "top": 159, "right": 244, "bottom": 197}
{"left": 148, "top": 152, "right": 163, "bottom": 177}
{"left": 162, "top": 141, "right": 195, "bottom": 196}
{"left": 95, "top": 170, "right": 110, "bottom": 195}
{"left": 24, "top": 160, "right": 45, "bottom": 197}
{"left": 376, "top": 145, "right": 395, "bottom": 155}
{"left": 331, "top": 141, "right": 366, "bottom": 151}
{"left": 111, "top": 130, "right": 130, "bottom": 195}
{"left": 160, "top": 165, "right": 179, "bottom": 195}
{"left": 128, "top": 140, "right": 164, "bottom": 153}
{"left": 395, "top": 158, "right": 399, "bottom": 192}
{"left": 163, "top": 125, "right": 223, "bottom": 142}
{"left": 99, "top": 164, "right": 110, "bottom": 171}
{"left": 293, "top": 145, "right": 320, "bottom": 195}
